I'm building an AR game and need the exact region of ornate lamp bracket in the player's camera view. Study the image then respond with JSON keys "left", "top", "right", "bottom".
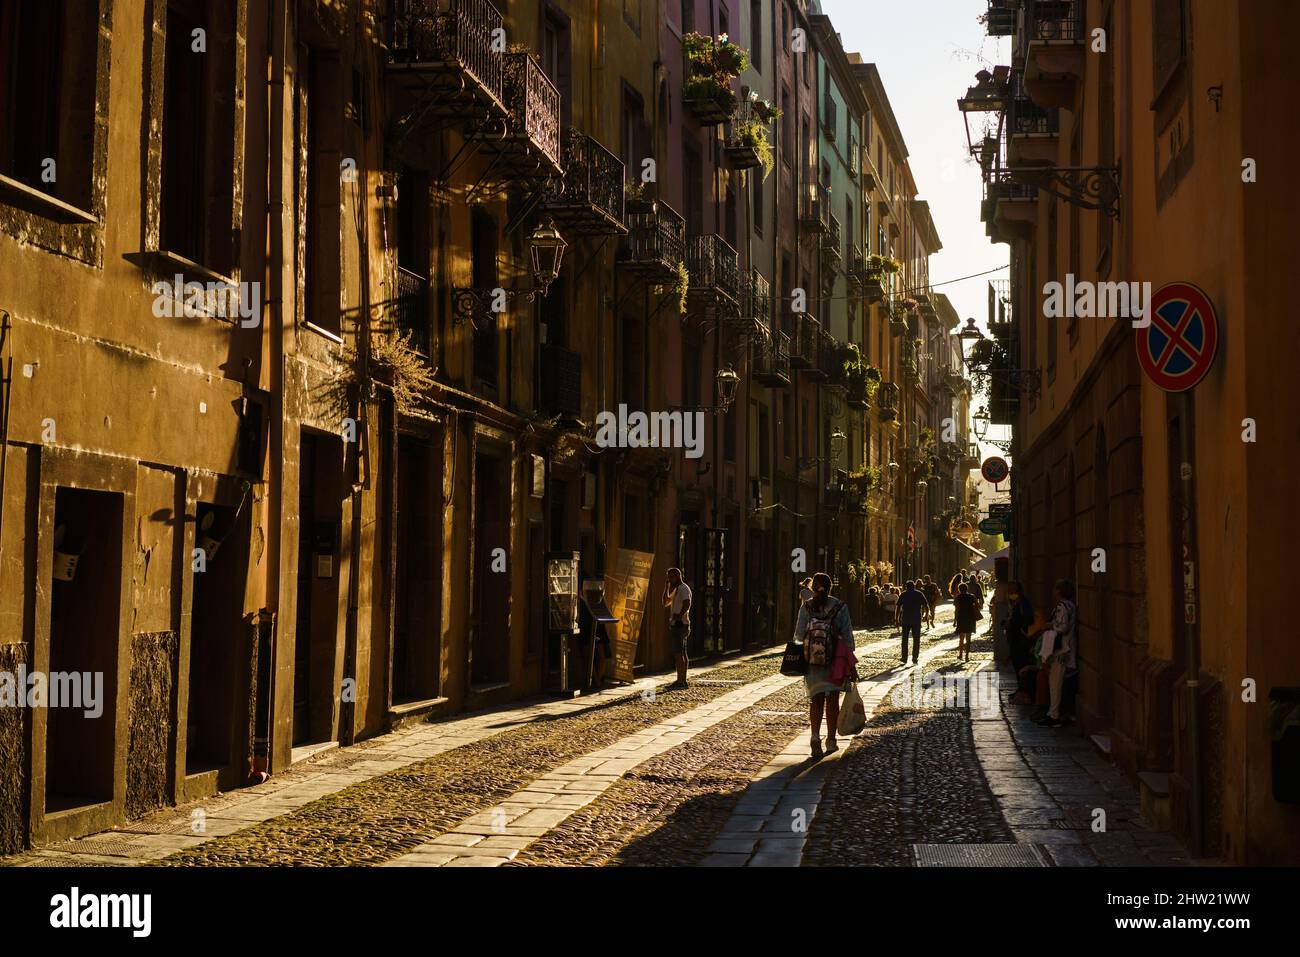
{"left": 1012, "top": 165, "right": 1122, "bottom": 219}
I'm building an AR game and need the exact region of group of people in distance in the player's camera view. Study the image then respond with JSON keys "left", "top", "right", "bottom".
{"left": 790, "top": 567, "right": 1078, "bottom": 759}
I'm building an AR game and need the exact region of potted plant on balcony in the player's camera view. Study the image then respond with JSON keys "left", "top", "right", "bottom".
{"left": 842, "top": 345, "right": 880, "bottom": 409}
{"left": 682, "top": 32, "right": 748, "bottom": 124}
{"left": 654, "top": 260, "right": 690, "bottom": 314}
{"left": 624, "top": 179, "right": 655, "bottom": 214}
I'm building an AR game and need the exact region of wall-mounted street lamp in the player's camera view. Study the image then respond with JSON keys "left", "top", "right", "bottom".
{"left": 958, "top": 317, "right": 1042, "bottom": 399}
{"left": 674, "top": 366, "right": 741, "bottom": 415}
{"left": 798, "top": 429, "right": 845, "bottom": 472}
{"left": 453, "top": 219, "right": 568, "bottom": 324}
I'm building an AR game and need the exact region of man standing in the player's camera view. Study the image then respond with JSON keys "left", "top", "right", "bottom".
{"left": 896, "top": 580, "right": 929, "bottom": 666}
{"left": 663, "top": 567, "right": 692, "bottom": 689}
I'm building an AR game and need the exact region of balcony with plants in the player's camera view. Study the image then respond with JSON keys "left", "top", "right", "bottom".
{"left": 682, "top": 32, "right": 748, "bottom": 126}
{"left": 846, "top": 248, "right": 868, "bottom": 294}
{"left": 821, "top": 214, "right": 843, "bottom": 266}
{"left": 384, "top": 0, "right": 506, "bottom": 121}
{"left": 842, "top": 465, "right": 883, "bottom": 514}
{"left": 541, "top": 128, "right": 626, "bottom": 236}
{"left": 723, "top": 96, "right": 780, "bottom": 174}
{"left": 842, "top": 344, "right": 881, "bottom": 410}
{"left": 981, "top": 0, "right": 1018, "bottom": 36}
{"left": 752, "top": 330, "right": 791, "bottom": 388}
{"left": 889, "top": 297, "right": 916, "bottom": 337}
{"left": 865, "top": 254, "right": 899, "bottom": 303}
{"left": 390, "top": 264, "right": 430, "bottom": 356}
{"left": 685, "top": 233, "right": 741, "bottom": 309}
{"left": 619, "top": 196, "right": 686, "bottom": 285}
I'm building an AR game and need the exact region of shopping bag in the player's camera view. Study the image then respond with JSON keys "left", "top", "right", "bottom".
{"left": 780, "top": 640, "right": 808, "bottom": 676}
{"left": 837, "top": 681, "right": 866, "bottom": 736}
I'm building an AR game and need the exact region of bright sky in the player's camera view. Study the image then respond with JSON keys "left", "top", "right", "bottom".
{"left": 819, "top": 0, "right": 1012, "bottom": 456}
{"left": 818, "top": 0, "right": 1009, "bottom": 329}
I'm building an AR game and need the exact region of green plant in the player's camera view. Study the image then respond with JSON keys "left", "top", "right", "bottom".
{"left": 655, "top": 260, "right": 689, "bottom": 314}
{"left": 733, "top": 118, "right": 775, "bottom": 176}
{"left": 919, "top": 426, "right": 935, "bottom": 446}
{"left": 880, "top": 256, "right": 902, "bottom": 274}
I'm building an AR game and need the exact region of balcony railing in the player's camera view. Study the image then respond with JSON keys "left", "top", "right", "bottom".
{"left": 813, "top": 330, "right": 840, "bottom": 383}
{"left": 752, "top": 331, "right": 791, "bottom": 388}
{"left": 1010, "top": 94, "right": 1058, "bottom": 136}
{"left": 540, "top": 343, "right": 582, "bottom": 418}
{"left": 788, "top": 313, "right": 821, "bottom": 370}
{"left": 1030, "top": 0, "right": 1083, "bottom": 41}
{"left": 822, "top": 214, "right": 843, "bottom": 262}
{"left": 984, "top": 0, "right": 1017, "bottom": 36}
{"left": 542, "top": 129, "right": 626, "bottom": 236}
{"left": 619, "top": 200, "right": 686, "bottom": 284}
{"left": 861, "top": 260, "right": 886, "bottom": 304}
{"left": 746, "top": 268, "right": 771, "bottom": 327}
{"left": 391, "top": 265, "right": 430, "bottom": 356}
{"left": 686, "top": 233, "right": 741, "bottom": 308}
{"left": 878, "top": 381, "right": 900, "bottom": 420}
{"left": 800, "top": 185, "right": 829, "bottom": 233}
{"left": 471, "top": 51, "right": 561, "bottom": 178}
{"left": 386, "top": 0, "right": 505, "bottom": 116}
{"left": 722, "top": 98, "right": 774, "bottom": 171}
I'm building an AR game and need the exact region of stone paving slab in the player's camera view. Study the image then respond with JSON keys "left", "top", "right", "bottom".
{"left": 972, "top": 664, "right": 1191, "bottom": 867}
{"left": 714, "top": 632, "right": 964, "bottom": 867}
{"left": 6, "top": 646, "right": 786, "bottom": 867}
{"left": 382, "top": 673, "right": 792, "bottom": 867}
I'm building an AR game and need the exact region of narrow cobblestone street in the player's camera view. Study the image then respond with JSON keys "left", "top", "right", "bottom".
{"left": 0, "top": 609, "right": 1188, "bottom": 869}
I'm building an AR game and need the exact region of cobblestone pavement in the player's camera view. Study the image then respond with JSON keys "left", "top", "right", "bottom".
{"left": 2, "top": 607, "right": 1192, "bottom": 868}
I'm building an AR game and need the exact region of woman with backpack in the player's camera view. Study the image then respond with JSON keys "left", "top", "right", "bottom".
{"left": 794, "top": 572, "right": 855, "bottom": 757}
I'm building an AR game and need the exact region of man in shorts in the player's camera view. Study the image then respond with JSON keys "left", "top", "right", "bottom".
{"left": 664, "top": 567, "right": 693, "bottom": 688}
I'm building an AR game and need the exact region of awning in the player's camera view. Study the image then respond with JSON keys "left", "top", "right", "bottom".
{"left": 971, "top": 545, "right": 1010, "bottom": 573}
{"left": 954, "top": 537, "right": 987, "bottom": 560}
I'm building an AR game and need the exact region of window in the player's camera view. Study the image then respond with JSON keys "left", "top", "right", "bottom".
{"left": 801, "top": 399, "right": 810, "bottom": 459}
{"left": 752, "top": 174, "right": 763, "bottom": 235}
{"left": 719, "top": 9, "right": 728, "bottom": 38}
{"left": 620, "top": 312, "right": 645, "bottom": 412}
{"left": 541, "top": 6, "right": 572, "bottom": 127}
{"left": 162, "top": 0, "right": 237, "bottom": 273}
{"left": 759, "top": 406, "right": 771, "bottom": 479}
{"left": 472, "top": 207, "right": 499, "bottom": 386}
{"left": 681, "top": 0, "right": 695, "bottom": 33}
{"left": 780, "top": 86, "right": 792, "bottom": 162}
{"left": 682, "top": 140, "right": 703, "bottom": 236}
{"left": 1097, "top": 7, "right": 1114, "bottom": 272}
{"left": 621, "top": 85, "right": 646, "bottom": 182}
{"left": 1046, "top": 197, "right": 1057, "bottom": 381}
{"left": 304, "top": 45, "right": 343, "bottom": 336}
{"left": 781, "top": 394, "right": 792, "bottom": 458}
{"left": 724, "top": 402, "right": 737, "bottom": 462}
{"left": 0, "top": 1, "right": 98, "bottom": 211}
{"left": 683, "top": 340, "right": 702, "bottom": 410}
{"left": 781, "top": 3, "right": 789, "bottom": 52}
{"left": 1152, "top": 0, "right": 1188, "bottom": 97}
{"left": 750, "top": 0, "right": 762, "bottom": 73}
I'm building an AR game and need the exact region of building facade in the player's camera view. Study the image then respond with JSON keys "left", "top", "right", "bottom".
{"left": 969, "top": 0, "right": 1300, "bottom": 863}
{"left": 0, "top": 0, "right": 960, "bottom": 852}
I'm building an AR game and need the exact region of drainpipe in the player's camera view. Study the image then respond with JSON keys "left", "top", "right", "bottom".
{"left": 258, "top": 0, "right": 288, "bottom": 780}
{"left": 1179, "top": 392, "right": 1203, "bottom": 856}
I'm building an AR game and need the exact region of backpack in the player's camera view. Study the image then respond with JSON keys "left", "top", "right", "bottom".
{"left": 803, "top": 600, "right": 842, "bottom": 666}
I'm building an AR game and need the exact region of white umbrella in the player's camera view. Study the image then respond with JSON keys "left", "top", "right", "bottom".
{"left": 971, "top": 544, "right": 1009, "bottom": 573}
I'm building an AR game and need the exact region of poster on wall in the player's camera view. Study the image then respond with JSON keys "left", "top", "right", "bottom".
{"left": 604, "top": 548, "right": 655, "bottom": 683}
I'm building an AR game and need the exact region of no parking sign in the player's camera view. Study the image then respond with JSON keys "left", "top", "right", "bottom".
{"left": 1136, "top": 282, "right": 1219, "bottom": 392}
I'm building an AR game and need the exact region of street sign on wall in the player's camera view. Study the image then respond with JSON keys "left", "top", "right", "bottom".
{"left": 1136, "top": 281, "right": 1219, "bottom": 392}
{"left": 981, "top": 456, "right": 1009, "bottom": 484}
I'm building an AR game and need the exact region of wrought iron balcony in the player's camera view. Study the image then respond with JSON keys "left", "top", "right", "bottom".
{"left": 860, "top": 260, "right": 886, "bottom": 304}
{"left": 813, "top": 330, "right": 841, "bottom": 383}
{"left": 470, "top": 51, "right": 561, "bottom": 181}
{"left": 1024, "top": 0, "right": 1085, "bottom": 109}
{"left": 619, "top": 200, "right": 686, "bottom": 284}
{"left": 685, "top": 233, "right": 741, "bottom": 309}
{"left": 681, "top": 36, "right": 741, "bottom": 126}
{"left": 540, "top": 343, "right": 582, "bottom": 418}
{"left": 822, "top": 214, "right": 843, "bottom": 263}
{"left": 391, "top": 265, "right": 430, "bottom": 356}
{"left": 541, "top": 129, "right": 626, "bottom": 236}
{"left": 984, "top": 0, "right": 1017, "bottom": 36}
{"left": 722, "top": 98, "right": 773, "bottom": 171}
{"left": 1008, "top": 69, "right": 1060, "bottom": 165}
{"left": 877, "top": 381, "right": 900, "bottom": 421}
{"left": 788, "top": 313, "right": 821, "bottom": 370}
{"left": 987, "top": 171, "right": 1038, "bottom": 240}
{"left": 846, "top": 377, "right": 871, "bottom": 411}
{"left": 800, "top": 186, "right": 829, "bottom": 233}
{"left": 915, "top": 292, "right": 938, "bottom": 319}
{"left": 752, "top": 330, "right": 791, "bottom": 388}
{"left": 846, "top": 249, "right": 867, "bottom": 293}
{"left": 385, "top": 0, "right": 506, "bottom": 119}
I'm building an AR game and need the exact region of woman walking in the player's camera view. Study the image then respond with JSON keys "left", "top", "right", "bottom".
{"left": 795, "top": 572, "right": 855, "bottom": 758}
{"left": 953, "top": 582, "right": 979, "bottom": 661}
